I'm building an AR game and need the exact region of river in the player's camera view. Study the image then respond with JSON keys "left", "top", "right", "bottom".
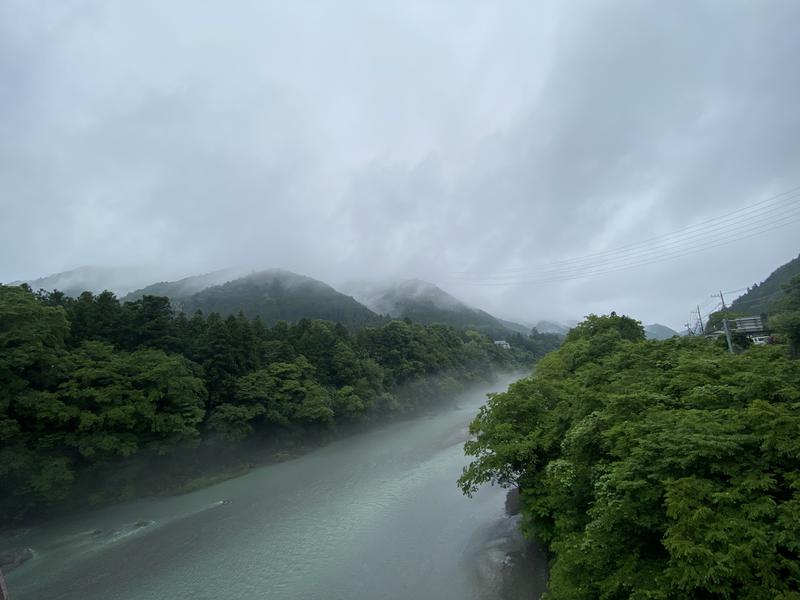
{"left": 3, "top": 374, "right": 547, "bottom": 600}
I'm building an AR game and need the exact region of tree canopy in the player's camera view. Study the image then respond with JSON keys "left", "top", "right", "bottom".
{"left": 0, "top": 284, "right": 560, "bottom": 522}
{"left": 460, "top": 313, "right": 800, "bottom": 598}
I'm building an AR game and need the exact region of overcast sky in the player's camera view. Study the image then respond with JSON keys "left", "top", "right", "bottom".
{"left": 1, "top": 0, "right": 799, "bottom": 330}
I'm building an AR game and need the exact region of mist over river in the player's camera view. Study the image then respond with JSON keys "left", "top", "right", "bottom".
{"left": 3, "top": 374, "right": 547, "bottom": 600}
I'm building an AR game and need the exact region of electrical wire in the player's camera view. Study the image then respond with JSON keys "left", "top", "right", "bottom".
{"left": 449, "top": 213, "right": 800, "bottom": 286}
{"left": 446, "top": 188, "right": 800, "bottom": 285}
{"left": 451, "top": 186, "right": 800, "bottom": 277}
{"left": 452, "top": 204, "right": 800, "bottom": 282}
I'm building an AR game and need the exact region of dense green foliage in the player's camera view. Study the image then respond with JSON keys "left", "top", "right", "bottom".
{"left": 460, "top": 312, "right": 800, "bottom": 598}
{"left": 770, "top": 275, "right": 800, "bottom": 357}
{"left": 0, "top": 284, "right": 560, "bottom": 522}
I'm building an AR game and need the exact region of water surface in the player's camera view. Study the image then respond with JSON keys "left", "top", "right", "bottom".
{"left": 4, "top": 374, "right": 547, "bottom": 600}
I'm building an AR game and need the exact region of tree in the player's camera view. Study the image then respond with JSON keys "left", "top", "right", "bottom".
{"left": 770, "top": 275, "right": 800, "bottom": 357}
{"left": 55, "top": 341, "right": 206, "bottom": 459}
{"left": 0, "top": 286, "right": 210, "bottom": 520}
{"left": 460, "top": 314, "right": 800, "bottom": 598}
{"left": 0, "top": 285, "right": 71, "bottom": 518}
{"left": 121, "top": 295, "right": 179, "bottom": 351}
{"left": 331, "top": 385, "right": 365, "bottom": 420}
{"left": 233, "top": 356, "right": 333, "bottom": 428}
{"left": 195, "top": 312, "right": 238, "bottom": 406}
{"left": 1, "top": 282, "right": 544, "bottom": 521}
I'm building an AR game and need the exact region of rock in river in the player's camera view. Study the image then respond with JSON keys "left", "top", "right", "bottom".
{"left": 0, "top": 547, "right": 34, "bottom": 572}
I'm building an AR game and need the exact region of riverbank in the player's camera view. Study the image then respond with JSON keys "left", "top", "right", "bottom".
{"left": 119, "top": 369, "right": 531, "bottom": 497}
{"left": 4, "top": 373, "right": 549, "bottom": 600}
{"left": 3, "top": 378, "right": 546, "bottom": 600}
{"left": 4, "top": 369, "right": 531, "bottom": 534}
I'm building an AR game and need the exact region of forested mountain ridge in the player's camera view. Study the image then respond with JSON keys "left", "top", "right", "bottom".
{"left": 0, "top": 283, "right": 562, "bottom": 523}
{"left": 343, "top": 279, "right": 525, "bottom": 336}
{"left": 179, "top": 270, "right": 379, "bottom": 326}
{"left": 9, "top": 266, "right": 154, "bottom": 298}
{"left": 533, "top": 320, "right": 571, "bottom": 335}
{"left": 15, "top": 267, "right": 377, "bottom": 327}
{"left": 730, "top": 252, "right": 800, "bottom": 315}
{"left": 122, "top": 268, "right": 241, "bottom": 302}
{"left": 496, "top": 318, "right": 532, "bottom": 335}
{"left": 16, "top": 267, "right": 541, "bottom": 335}
{"left": 706, "top": 252, "right": 800, "bottom": 331}
{"left": 644, "top": 323, "right": 680, "bottom": 339}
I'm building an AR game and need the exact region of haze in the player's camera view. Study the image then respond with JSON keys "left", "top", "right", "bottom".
{"left": 1, "top": 0, "right": 798, "bottom": 330}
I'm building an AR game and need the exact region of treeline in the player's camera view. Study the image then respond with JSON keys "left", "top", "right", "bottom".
{"left": 460, "top": 291, "right": 800, "bottom": 598}
{"left": 0, "top": 285, "right": 561, "bottom": 522}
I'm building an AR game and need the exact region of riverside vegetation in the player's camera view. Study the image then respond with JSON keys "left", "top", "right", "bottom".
{"left": 459, "top": 276, "right": 800, "bottom": 598}
{"left": 0, "top": 284, "right": 561, "bottom": 524}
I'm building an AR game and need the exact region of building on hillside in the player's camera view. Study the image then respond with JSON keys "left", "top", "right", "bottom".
{"left": 732, "top": 316, "right": 767, "bottom": 335}
{"left": 493, "top": 340, "right": 511, "bottom": 350}
{"left": 706, "top": 315, "right": 770, "bottom": 344}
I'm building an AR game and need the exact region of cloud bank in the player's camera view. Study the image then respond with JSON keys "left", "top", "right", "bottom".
{"left": 1, "top": 0, "right": 799, "bottom": 329}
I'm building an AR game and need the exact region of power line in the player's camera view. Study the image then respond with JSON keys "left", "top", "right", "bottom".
{"left": 449, "top": 211, "right": 800, "bottom": 286}
{"left": 454, "top": 205, "right": 800, "bottom": 282}
{"left": 700, "top": 298, "right": 719, "bottom": 313}
{"left": 721, "top": 287, "right": 749, "bottom": 296}
{"left": 450, "top": 196, "right": 800, "bottom": 282}
{"left": 451, "top": 186, "right": 800, "bottom": 277}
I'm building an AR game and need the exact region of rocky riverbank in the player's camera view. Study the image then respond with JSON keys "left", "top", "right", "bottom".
{"left": 467, "top": 488, "right": 548, "bottom": 599}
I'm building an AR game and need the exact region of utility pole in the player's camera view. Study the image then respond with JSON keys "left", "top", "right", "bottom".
{"left": 696, "top": 305, "right": 705, "bottom": 335}
{"left": 712, "top": 290, "right": 727, "bottom": 309}
{"left": 722, "top": 319, "right": 734, "bottom": 354}
{"left": 685, "top": 322, "right": 693, "bottom": 336}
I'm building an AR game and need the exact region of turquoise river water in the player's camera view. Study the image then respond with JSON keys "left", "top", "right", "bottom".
{"left": 3, "top": 374, "right": 547, "bottom": 600}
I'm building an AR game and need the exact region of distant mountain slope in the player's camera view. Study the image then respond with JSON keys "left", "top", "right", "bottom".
{"left": 496, "top": 318, "right": 533, "bottom": 335}
{"left": 123, "top": 269, "right": 241, "bottom": 302}
{"left": 10, "top": 266, "right": 155, "bottom": 297}
{"left": 644, "top": 323, "right": 679, "bottom": 340}
{"left": 534, "top": 320, "right": 571, "bottom": 335}
{"left": 343, "top": 279, "right": 514, "bottom": 335}
{"left": 730, "top": 253, "right": 800, "bottom": 315}
{"left": 179, "top": 270, "right": 378, "bottom": 326}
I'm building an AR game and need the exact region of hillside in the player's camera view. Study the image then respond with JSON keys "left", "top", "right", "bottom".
{"left": 10, "top": 266, "right": 154, "bottom": 297}
{"left": 343, "top": 279, "right": 518, "bottom": 336}
{"left": 730, "top": 252, "right": 800, "bottom": 315}
{"left": 496, "top": 318, "right": 533, "bottom": 335}
{"left": 644, "top": 323, "right": 679, "bottom": 340}
{"left": 534, "top": 320, "right": 571, "bottom": 335}
{"left": 179, "top": 269, "right": 378, "bottom": 326}
{"left": 123, "top": 269, "right": 241, "bottom": 302}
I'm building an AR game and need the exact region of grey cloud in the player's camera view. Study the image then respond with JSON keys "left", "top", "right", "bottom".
{"left": 1, "top": 0, "right": 798, "bottom": 330}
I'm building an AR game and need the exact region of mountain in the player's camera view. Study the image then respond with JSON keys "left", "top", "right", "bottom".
{"left": 730, "top": 253, "right": 800, "bottom": 315}
{"left": 534, "top": 320, "right": 571, "bottom": 335}
{"left": 175, "top": 269, "right": 378, "bottom": 326}
{"left": 123, "top": 269, "right": 242, "bottom": 302}
{"left": 9, "top": 266, "right": 156, "bottom": 297}
{"left": 644, "top": 323, "right": 679, "bottom": 340}
{"left": 343, "top": 279, "right": 518, "bottom": 336}
{"left": 496, "top": 318, "right": 533, "bottom": 335}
